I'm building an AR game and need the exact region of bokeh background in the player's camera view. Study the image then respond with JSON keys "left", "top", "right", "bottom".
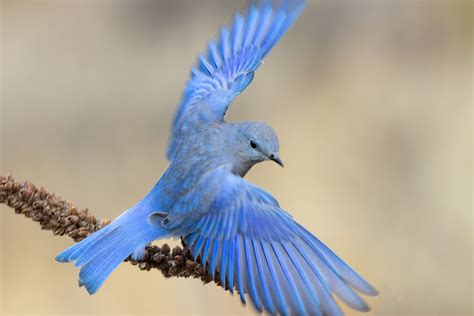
{"left": 1, "top": 0, "right": 472, "bottom": 315}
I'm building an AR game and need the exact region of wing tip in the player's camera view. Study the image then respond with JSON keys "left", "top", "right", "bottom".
{"left": 361, "top": 283, "right": 380, "bottom": 297}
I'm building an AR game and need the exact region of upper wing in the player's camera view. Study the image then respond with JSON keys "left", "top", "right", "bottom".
{"left": 167, "top": 1, "right": 306, "bottom": 160}
{"left": 151, "top": 167, "right": 378, "bottom": 315}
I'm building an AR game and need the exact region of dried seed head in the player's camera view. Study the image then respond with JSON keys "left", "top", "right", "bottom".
{"left": 0, "top": 175, "right": 235, "bottom": 293}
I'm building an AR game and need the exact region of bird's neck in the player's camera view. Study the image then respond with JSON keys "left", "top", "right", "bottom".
{"left": 231, "top": 159, "right": 256, "bottom": 177}
{"left": 225, "top": 122, "right": 262, "bottom": 177}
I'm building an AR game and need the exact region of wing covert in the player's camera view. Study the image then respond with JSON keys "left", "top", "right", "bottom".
{"left": 167, "top": 1, "right": 306, "bottom": 160}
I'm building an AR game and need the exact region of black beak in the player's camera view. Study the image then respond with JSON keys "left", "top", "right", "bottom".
{"left": 269, "top": 155, "right": 284, "bottom": 167}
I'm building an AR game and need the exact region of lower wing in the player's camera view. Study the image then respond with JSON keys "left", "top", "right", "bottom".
{"left": 150, "top": 167, "right": 378, "bottom": 315}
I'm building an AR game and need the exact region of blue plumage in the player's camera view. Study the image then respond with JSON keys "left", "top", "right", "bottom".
{"left": 56, "top": 1, "right": 378, "bottom": 314}
{"left": 167, "top": 0, "right": 305, "bottom": 160}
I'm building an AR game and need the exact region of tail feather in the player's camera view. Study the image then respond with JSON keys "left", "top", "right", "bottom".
{"left": 78, "top": 229, "right": 136, "bottom": 294}
{"left": 56, "top": 209, "right": 165, "bottom": 294}
{"left": 55, "top": 225, "right": 114, "bottom": 263}
{"left": 74, "top": 227, "right": 123, "bottom": 268}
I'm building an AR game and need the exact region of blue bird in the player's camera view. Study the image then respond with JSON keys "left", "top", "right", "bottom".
{"left": 56, "top": 1, "right": 378, "bottom": 315}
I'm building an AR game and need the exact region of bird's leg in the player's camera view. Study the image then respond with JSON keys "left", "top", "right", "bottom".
{"left": 150, "top": 211, "right": 167, "bottom": 218}
{"left": 148, "top": 211, "right": 170, "bottom": 226}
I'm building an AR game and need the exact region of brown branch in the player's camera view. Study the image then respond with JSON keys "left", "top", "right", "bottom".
{"left": 0, "top": 174, "right": 223, "bottom": 287}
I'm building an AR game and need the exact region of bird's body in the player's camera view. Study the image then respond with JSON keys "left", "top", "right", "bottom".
{"left": 167, "top": 121, "right": 265, "bottom": 179}
{"left": 144, "top": 120, "right": 281, "bottom": 235}
{"left": 56, "top": 1, "right": 378, "bottom": 315}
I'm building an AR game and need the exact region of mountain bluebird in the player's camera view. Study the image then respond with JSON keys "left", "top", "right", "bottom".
{"left": 57, "top": 1, "right": 378, "bottom": 315}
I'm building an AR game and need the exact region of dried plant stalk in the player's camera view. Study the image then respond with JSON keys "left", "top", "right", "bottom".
{"left": 0, "top": 174, "right": 224, "bottom": 288}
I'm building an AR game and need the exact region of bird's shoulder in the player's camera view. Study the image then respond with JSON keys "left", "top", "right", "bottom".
{"left": 164, "top": 163, "right": 283, "bottom": 225}
{"left": 168, "top": 121, "right": 235, "bottom": 163}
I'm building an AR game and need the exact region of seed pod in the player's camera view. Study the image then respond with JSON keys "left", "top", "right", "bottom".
{"left": 99, "top": 218, "right": 110, "bottom": 227}
{"left": 32, "top": 213, "right": 44, "bottom": 222}
{"left": 68, "top": 215, "right": 79, "bottom": 224}
{"left": 152, "top": 253, "right": 165, "bottom": 264}
{"left": 174, "top": 255, "right": 185, "bottom": 265}
{"left": 161, "top": 244, "right": 170, "bottom": 254}
{"left": 172, "top": 246, "right": 182, "bottom": 257}
{"left": 54, "top": 226, "right": 66, "bottom": 235}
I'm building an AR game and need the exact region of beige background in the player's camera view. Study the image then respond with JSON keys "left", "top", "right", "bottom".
{"left": 1, "top": 0, "right": 472, "bottom": 315}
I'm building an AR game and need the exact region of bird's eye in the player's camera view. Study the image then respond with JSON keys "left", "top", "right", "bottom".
{"left": 249, "top": 139, "right": 257, "bottom": 149}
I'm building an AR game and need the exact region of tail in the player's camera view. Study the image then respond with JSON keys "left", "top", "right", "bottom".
{"left": 56, "top": 206, "right": 166, "bottom": 294}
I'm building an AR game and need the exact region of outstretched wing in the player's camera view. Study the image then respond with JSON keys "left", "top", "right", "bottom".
{"left": 167, "top": 1, "right": 306, "bottom": 160}
{"left": 152, "top": 167, "right": 378, "bottom": 315}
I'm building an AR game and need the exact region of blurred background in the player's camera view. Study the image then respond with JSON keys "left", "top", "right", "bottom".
{"left": 1, "top": 0, "right": 472, "bottom": 315}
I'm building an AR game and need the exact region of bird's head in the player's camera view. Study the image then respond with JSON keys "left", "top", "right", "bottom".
{"left": 234, "top": 121, "right": 283, "bottom": 171}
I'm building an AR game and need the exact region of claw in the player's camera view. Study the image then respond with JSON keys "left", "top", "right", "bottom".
{"left": 147, "top": 211, "right": 169, "bottom": 228}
